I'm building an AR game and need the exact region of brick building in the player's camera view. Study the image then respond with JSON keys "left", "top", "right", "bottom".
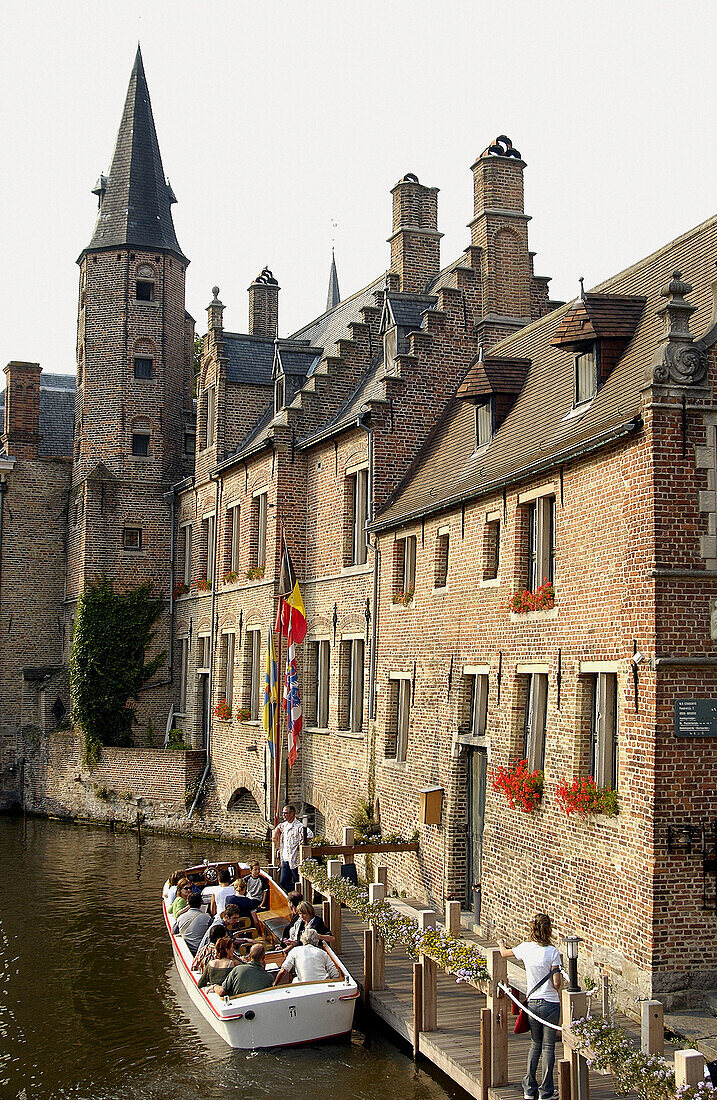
{"left": 3, "top": 51, "right": 716, "bottom": 1004}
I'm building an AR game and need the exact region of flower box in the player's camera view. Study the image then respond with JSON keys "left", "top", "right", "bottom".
{"left": 173, "top": 582, "right": 190, "bottom": 599}
{"left": 246, "top": 565, "right": 265, "bottom": 581}
{"left": 507, "top": 579, "right": 554, "bottom": 614}
{"left": 223, "top": 570, "right": 239, "bottom": 584}
{"left": 213, "top": 699, "right": 232, "bottom": 720}
{"left": 193, "top": 575, "right": 212, "bottom": 592}
{"left": 556, "top": 775, "right": 618, "bottom": 816}
{"left": 491, "top": 758, "right": 544, "bottom": 812}
{"left": 235, "top": 708, "right": 250, "bottom": 722}
{"left": 392, "top": 588, "right": 415, "bottom": 606}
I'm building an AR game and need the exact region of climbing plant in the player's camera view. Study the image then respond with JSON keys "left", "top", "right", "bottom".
{"left": 70, "top": 576, "right": 165, "bottom": 765}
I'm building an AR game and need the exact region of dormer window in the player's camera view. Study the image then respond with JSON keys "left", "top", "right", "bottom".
{"left": 274, "top": 376, "right": 285, "bottom": 413}
{"left": 575, "top": 344, "right": 598, "bottom": 405}
{"left": 475, "top": 399, "right": 493, "bottom": 449}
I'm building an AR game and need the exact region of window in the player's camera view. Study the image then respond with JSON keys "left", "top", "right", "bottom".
{"left": 122, "top": 527, "right": 142, "bottom": 551}
{"left": 226, "top": 505, "right": 240, "bottom": 574}
{"left": 203, "top": 514, "right": 216, "bottom": 585}
{"left": 465, "top": 672, "right": 489, "bottom": 737}
{"left": 483, "top": 518, "right": 500, "bottom": 580}
{"left": 395, "top": 535, "right": 416, "bottom": 595}
{"left": 246, "top": 629, "right": 263, "bottom": 720}
{"left": 178, "top": 637, "right": 189, "bottom": 712}
{"left": 198, "top": 634, "right": 211, "bottom": 672}
{"left": 523, "top": 673, "right": 548, "bottom": 772}
{"left": 527, "top": 496, "right": 555, "bottom": 591}
{"left": 340, "top": 638, "right": 364, "bottom": 732}
{"left": 475, "top": 399, "right": 493, "bottom": 448}
{"left": 180, "top": 524, "right": 192, "bottom": 586}
{"left": 434, "top": 529, "right": 449, "bottom": 588}
{"left": 184, "top": 430, "right": 196, "bottom": 456}
{"left": 252, "top": 493, "right": 267, "bottom": 568}
{"left": 575, "top": 344, "right": 598, "bottom": 405}
{"left": 205, "top": 385, "right": 216, "bottom": 448}
{"left": 274, "top": 376, "right": 285, "bottom": 413}
{"left": 312, "top": 640, "right": 330, "bottom": 728}
{"left": 387, "top": 676, "right": 411, "bottom": 762}
{"left": 131, "top": 431, "right": 150, "bottom": 457}
{"left": 222, "top": 632, "right": 236, "bottom": 709}
{"left": 135, "top": 279, "right": 155, "bottom": 301}
{"left": 347, "top": 468, "right": 369, "bottom": 566}
{"left": 588, "top": 673, "right": 618, "bottom": 789}
{"left": 133, "top": 357, "right": 153, "bottom": 379}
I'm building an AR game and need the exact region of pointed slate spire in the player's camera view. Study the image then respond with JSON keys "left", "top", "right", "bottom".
{"left": 84, "top": 46, "right": 186, "bottom": 260}
{"left": 326, "top": 248, "right": 341, "bottom": 311}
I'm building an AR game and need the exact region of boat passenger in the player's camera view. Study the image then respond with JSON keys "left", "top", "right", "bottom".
{"left": 244, "top": 861, "right": 271, "bottom": 910}
{"left": 195, "top": 904, "right": 254, "bottom": 956}
{"left": 172, "top": 893, "right": 213, "bottom": 957}
{"left": 272, "top": 803, "right": 313, "bottom": 892}
{"left": 203, "top": 867, "right": 236, "bottom": 917}
{"left": 294, "top": 901, "right": 335, "bottom": 946}
{"left": 224, "top": 878, "right": 261, "bottom": 925}
{"left": 213, "top": 942, "right": 274, "bottom": 997}
{"left": 192, "top": 922, "right": 228, "bottom": 972}
{"left": 273, "top": 928, "right": 340, "bottom": 985}
{"left": 168, "top": 878, "right": 194, "bottom": 919}
{"left": 280, "top": 891, "right": 305, "bottom": 947}
{"left": 197, "top": 934, "right": 238, "bottom": 989}
{"left": 165, "top": 869, "right": 185, "bottom": 906}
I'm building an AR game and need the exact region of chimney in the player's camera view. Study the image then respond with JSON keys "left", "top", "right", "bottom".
{"left": 3, "top": 362, "right": 41, "bottom": 458}
{"left": 248, "top": 268, "right": 279, "bottom": 339}
{"left": 388, "top": 174, "right": 442, "bottom": 295}
{"left": 206, "top": 286, "right": 224, "bottom": 333}
{"left": 469, "top": 136, "right": 532, "bottom": 330}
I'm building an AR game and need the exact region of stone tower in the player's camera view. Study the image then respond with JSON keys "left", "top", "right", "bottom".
{"left": 68, "top": 47, "right": 194, "bottom": 732}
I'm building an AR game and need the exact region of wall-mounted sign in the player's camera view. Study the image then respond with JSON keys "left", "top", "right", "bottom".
{"left": 674, "top": 699, "right": 717, "bottom": 738}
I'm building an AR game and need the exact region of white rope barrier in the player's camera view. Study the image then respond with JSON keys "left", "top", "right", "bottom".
{"left": 497, "top": 982, "right": 563, "bottom": 1032}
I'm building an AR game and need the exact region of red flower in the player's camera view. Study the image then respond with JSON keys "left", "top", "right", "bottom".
{"left": 491, "top": 758, "right": 544, "bottom": 813}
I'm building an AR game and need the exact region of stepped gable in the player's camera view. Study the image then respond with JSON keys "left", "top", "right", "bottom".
{"left": 0, "top": 373, "right": 75, "bottom": 457}
{"left": 373, "top": 212, "right": 717, "bottom": 529}
{"left": 83, "top": 46, "right": 185, "bottom": 260}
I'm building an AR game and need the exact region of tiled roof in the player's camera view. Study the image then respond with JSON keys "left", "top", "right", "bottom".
{"left": 0, "top": 373, "right": 75, "bottom": 457}
{"left": 374, "top": 213, "right": 717, "bottom": 530}
{"left": 223, "top": 334, "right": 274, "bottom": 386}
{"left": 84, "top": 47, "right": 185, "bottom": 260}
{"left": 552, "top": 293, "right": 646, "bottom": 347}
{"left": 457, "top": 357, "right": 531, "bottom": 399}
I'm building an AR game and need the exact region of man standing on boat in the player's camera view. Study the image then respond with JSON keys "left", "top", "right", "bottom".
{"left": 273, "top": 804, "right": 312, "bottom": 892}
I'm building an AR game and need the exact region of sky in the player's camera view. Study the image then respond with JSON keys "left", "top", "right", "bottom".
{"left": 2, "top": 0, "right": 717, "bottom": 376}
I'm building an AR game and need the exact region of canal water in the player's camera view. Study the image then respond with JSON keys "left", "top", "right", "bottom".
{"left": 0, "top": 816, "right": 461, "bottom": 1099}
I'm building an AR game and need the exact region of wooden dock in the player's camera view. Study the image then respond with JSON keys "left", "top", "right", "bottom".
{"left": 339, "top": 908, "right": 644, "bottom": 1100}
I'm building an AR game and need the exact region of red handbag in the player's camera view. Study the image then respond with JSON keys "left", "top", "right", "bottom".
{"left": 514, "top": 1008, "right": 529, "bottom": 1034}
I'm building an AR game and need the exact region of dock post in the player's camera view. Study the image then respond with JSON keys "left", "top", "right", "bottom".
{"left": 561, "top": 990, "right": 589, "bottom": 1100}
{"left": 369, "top": 881, "right": 385, "bottom": 991}
{"left": 675, "top": 1050, "right": 705, "bottom": 1088}
{"left": 446, "top": 900, "right": 462, "bottom": 937}
{"left": 412, "top": 961, "right": 423, "bottom": 1060}
{"left": 326, "top": 858, "right": 342, "bottom": 952}
{"left": 418, "top": 910, "right": 437, "bottom": 1032}
{"left": 486, "top": 948, "right": 508, "bottom": 1087}
{"left": 299, "top": 843, "right": 313, "bottom": 901}
{"left": 641, "top": 1000, "right": 664, "bottom": 1055}
{"left": 558, "top": 1058, "right": 572, "bottom": 1100}
{"left": 363, "top": 928, "right": 372, "bottom": 1003}
{"left": 600, "top": 972, "right": 610, "bottom": 1017}
{"left": 479, "top": 1005, "right": 492, "bottom": 1100}
{"left": 376, "top": 864, "right": 388, "bottom": 889}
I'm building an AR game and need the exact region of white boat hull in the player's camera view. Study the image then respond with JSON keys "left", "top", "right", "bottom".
{"left": 164, "top": 896, "right": 358, "bottom": 1049}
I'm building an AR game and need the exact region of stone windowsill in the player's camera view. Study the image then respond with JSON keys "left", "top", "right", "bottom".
{"left": 306, "top": 726, "right": 330, "bottom": 736}
{"left": 336, "top": 729, "right": 364, "bottom": 741}
{"left": 431, "top": 585, "right": 448, "bottom": 596}
{"left": 479, "top": 577, "right": 501, "bottom": 589}
{"left": 389, "top": 600, "right": 415, "bottom": 612}
{"left": 381, "top": 758, "right": 408, "bottom": 773}
{"left": 340, "top": 563, "right": 373, "bottom": 577}
{"left": 509, "top": 605, "right": 558, "bottom": 623}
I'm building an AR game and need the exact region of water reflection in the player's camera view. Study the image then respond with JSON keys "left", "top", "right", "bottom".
{"left": 0, "top": 816, "right": 460, "bottom": 1100}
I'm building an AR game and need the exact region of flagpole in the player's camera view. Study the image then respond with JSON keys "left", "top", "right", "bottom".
{"left": 274, "top": 603, "right": 283, "bottom": 825}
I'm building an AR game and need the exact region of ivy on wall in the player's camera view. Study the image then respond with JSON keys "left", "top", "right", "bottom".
{"left": 70, "top": 576, "right": 165, "bottom": 765}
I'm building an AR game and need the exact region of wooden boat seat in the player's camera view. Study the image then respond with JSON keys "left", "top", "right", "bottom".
{"left": 259, "top": 910, "right": 288, "bottom": 944}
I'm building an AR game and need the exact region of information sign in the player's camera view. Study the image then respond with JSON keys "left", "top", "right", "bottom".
{"left": 674, "top": 698, "right": 717, "bottom": 738}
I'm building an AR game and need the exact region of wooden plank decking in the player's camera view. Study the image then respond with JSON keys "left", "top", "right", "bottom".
{"left": 339, "top": 909, "right": 645, "bottom": 1100}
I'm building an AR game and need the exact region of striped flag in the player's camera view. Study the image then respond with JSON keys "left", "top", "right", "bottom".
{"left": 283, "top": 624, "right": 302, "bottom": 767}
{"left": 262, "top": 629, "right": 278, "bottom": 757}
{"left": 275, "top": 534, "right": 307, "bottom": 644}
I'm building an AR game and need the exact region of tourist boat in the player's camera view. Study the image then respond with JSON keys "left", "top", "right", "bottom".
{"left": 162, "top": 860, "right": 359, "bottom": 1048}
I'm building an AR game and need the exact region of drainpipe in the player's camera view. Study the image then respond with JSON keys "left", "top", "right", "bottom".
{"left": 188, "top": 472, "right": 221, "bottom": 818}
{"left": 356, "top": 414, "right": 379, "bottom": 720}
{"left": 163, "top": 487, "right": 176, "bottom": 677}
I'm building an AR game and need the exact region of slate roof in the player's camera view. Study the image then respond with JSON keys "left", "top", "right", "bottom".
{"left": 384, "top": 293, "right": 436, "bottom": 330}
{"left": 277, "top": 345, "right": 321, "bottom": 379}
{"left": 223, "top": 334, "right": 274, "bottom": 386}
{"left": 373, "top": 213, "right": 717, "bottom": 530}
{"left": 84, "top": 47, "right": 185, "bottom": 260}
{"left": 0, "top": 373, "right": 75, "bottom": 458}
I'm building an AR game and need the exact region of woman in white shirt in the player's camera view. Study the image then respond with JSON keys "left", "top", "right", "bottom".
{"left": 498, "top": 914, "right": 562, "bottom": 1100}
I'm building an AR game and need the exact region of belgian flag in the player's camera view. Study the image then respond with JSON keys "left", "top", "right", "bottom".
{"left": 275, "top": 535, "right": 307, "bottom": 644}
